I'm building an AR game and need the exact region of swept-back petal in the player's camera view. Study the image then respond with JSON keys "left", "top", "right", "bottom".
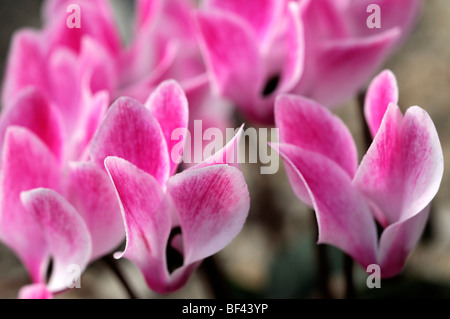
{"left": 190, "top": 125, "right": 243, "bottom": 170}
{"left": 90, "top": 97, "right": 170, "bottom": 185}
{"left": 378, "top": 205, "right": 430, "bottom": 278}
{"left": 273, "top": 143, "right": 378, "bottom": 268}
{"left": 195, "top": 10, "right": 263, "bottom": 105}
{"left": 67, "top": 162, "right": 124, "bottom": 260}
{"left": 205, "top": 0, "right": 282, "bottom": 40}
{"left": 354, "top": 104, "right": 443, "bottom": 226}
{"left": 0, "top": 88, "right": 64, "bottom": 162}
{"left": 20, "top": 188, "right": 92, "bottom": 292}
{"left": 18, "top": 284, "right": 52, "bottom": 299}
{"left": 105, "top": 156, "right": 173, "bottom": 293}
{"left": 1, "top": 29, "right": 46, "bottom": 107}
{"left": 365, "top": 70, "right": 398, "bottom": 137}
{"left": 145, "top": 80, "right": 189, "bottom": 174}
{"left": 166, "top": 165, "right": 250, "bottom": 265}
{"left": 275, "top": 94, "right": 358, "bottom": 178}
{"left": 303, "top": 29, "right": 400, "bottom": 108}
{"left": 0, "top": 127, "right": 60, "bottom": 283}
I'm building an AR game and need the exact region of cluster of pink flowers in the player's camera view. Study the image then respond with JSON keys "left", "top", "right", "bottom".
{"left": 0, "top": 0, "right": 441, "bottom": 299}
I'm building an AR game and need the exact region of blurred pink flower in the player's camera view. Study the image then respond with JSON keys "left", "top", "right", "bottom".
{"left": 272, "top": 70, "right": 443, "bottom": 278}
{"left": 196, "top": 0, "right": 422, "bottom": 124}
{"left": 2, "top": 0, "right": 232, "bottom": 160}
{"left": 0, "top": 122, "right": 124, "bottom": 298}
{"left": 1, "top": 0, "right": 119, "bottom": 162}
{"left": 196, "top": 0, "right": 304, "bottom": 124}
{"left": 89, "top": 80, "right": 250, "bottom": 293}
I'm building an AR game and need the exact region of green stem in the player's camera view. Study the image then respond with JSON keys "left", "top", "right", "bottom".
{"left": 102, "top": 255, "right": 138, "bottom": 299}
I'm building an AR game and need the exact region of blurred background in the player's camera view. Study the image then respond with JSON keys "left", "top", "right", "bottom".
{"left": 1, "top": 0, "right": 450, "bottom": 299}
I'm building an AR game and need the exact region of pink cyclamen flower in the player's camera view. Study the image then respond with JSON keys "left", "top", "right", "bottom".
{"left": 1, "top": 0, "right": 119, "bottom": 162}
{"left": 0, "top": 122, "right": 124, "bottom": 298}
{"left": 272, "top": 70, "right": 443, "bottom": 278}
{"left": 89, "top": 80, "right": 250, "bottom": 293}
{"left": 196, "top": 0, "right": 422, "bottom": 124}
{"left": 196, "top": 0, "right": 304, "bottom": 124}
{"left": 119, "top": 0, "right": 235, "bottom": 158}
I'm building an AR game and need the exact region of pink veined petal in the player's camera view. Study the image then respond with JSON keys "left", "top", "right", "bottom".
{"left": 303, "top": 28, "right": 400, "bottom": 108}
{"left": 205, "top": 0, "right": 282, "bottom": 41}
{"left": 0, "top": 88, "right": 64, "bottom": 163}
{"left": 20, "top": 188, "right": 92, "bottom": 293}
{"left": 166, "top": 165, "right": 250, "bottom": 266}
{"left": 274, "top": 2, "right": 305, "bottom": 94}
{"left": 78, "top": 36, "right": 118, "bottom": 97}
{"left": 68, "top": 90, "right": 109, "bottom": 162}
{"left": 275, "top": 94, "right": 358, "bottom": 178}
{"left": 90, "top": 97, "right": 170, "bottom": 186}
{"left": 1, "top": 29, "right": 46, "bottom": 107}
{"left": 378, "top": 205, "right": 430, "bottom": 278}
{"left": 0, "top": 127, "right": 61, "bottom": 283}
{"left": 117, "top": 41, "right": 178, "bottom": 103}
{"left": 190, "top": 124, "right": 243, "bottom": 170}
{"left": 273, "top": 143, "right": 378, "bottom": 268}
{"left": 67, "top": 162, "right": 124, "bottom": 261}
{"left": 353, "top": 104, "right": 403, "bottom": 226}
{"left": 365, "top": 70, "right": 399, "bottom": 137}
{"left": 354, "top": 104, "right": 443, "bottom": 226}
{"left": 398, "top": 106, "right": 443, "bottom": 220}
{"left": 104, "top": 156, "right": 173, "bottom": 293}
{"left": 18, "top": 284, "right": 52, "bottom": 299}
{"left": 301, "top": 0, "right": 350, "bottom": 41}
{"left": 135, "top": 0, "right": 161, "bottom": 29}
{"left": 47, "top": 47, "right": 80, "bottom": 129}
{"left": 195, "top": 10, "right": 263, "bottom": 107}
{"left": 145, "top": 80, "right": 189, "bottom": 175}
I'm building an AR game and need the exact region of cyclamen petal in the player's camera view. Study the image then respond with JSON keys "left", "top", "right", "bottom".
{"left": 365, "top": 70, "right": 399, "bottom": 137}
{"left": 0, "top": 88, "right": 64, "bottom": 163}
{"left": 18, "top": 284, "right": 52, "bottom": 299}
{"left": 145, "top": 80, "right": 189, "bottom": 174}
{"left": 20, "top": 188, "right": 92, "bottom": 292}
{"left": 190, "top": 124, "right": 243, "bottom": 170}
{"left": 67, "top": 162, "right": 124, "bottom": 261}
{"left": 2, "top": 29, "right": 46, "bottom": 107}
{"left": 195, "top": 10, "right": 263, "bottom": 104}
{"left": 205, "top": 0, "right": 282, "bottom": 41}
{"left": 354, "top": 104, "right": 443, "bottom": 226}
{"left": 272, "top": 143, "right": 378, "bottom": 268}
{"left": 275, "top": 2, "right": 305, "bottom": 95}
{"left": 0, "top": 127, "right": 61, "bottom": 283}
{"left": 276, "top": 69, "right": 443, "bottom": 278}
{"left": 167, "top": 165, "right": 250, "bottom": 265}
{"left": 90, "top": 97, "right": 170, "bottom": 186}
{"left": 275, "top": 94, "right": 358, "bottom": 178}
{"left": 105, "top": 156, "right": 173, "bottom": 293}
{"left": 378, "top": 205, "right": 430, "bottom": 278}
{"left": 300, "top": 29, "right": 400, "bottom": 108}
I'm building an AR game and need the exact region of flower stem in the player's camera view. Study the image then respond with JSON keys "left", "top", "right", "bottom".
{"left": 200, "top": 255, "right": 230, "bottom": 299}
{"left": 102, "top": 255, "right": 138, "bottom": 299}
{"left": 358, "top": 90, "right": 372, "bottom": 149}
{"left": 343, "top": 90, "right": 371, "bottom": 300}
{"left": 310, "top": 209, "right": 332, "bottom": 298}
{"left": 343, "top": 254, "right": 355, "bottom": 299}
